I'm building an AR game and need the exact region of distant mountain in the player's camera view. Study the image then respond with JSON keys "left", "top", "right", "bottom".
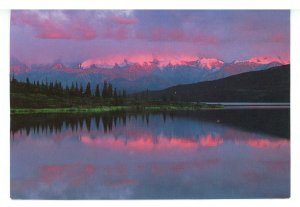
{"left": 11, "top": 56, "right": 288, "bottom": 93}
{"left": 144, "top": 64, "right": 290, "bottom": 103}
{"left": 80, "top": 56, "right": 287, "bottom": 70}
{"left": 10, "top": 57, "right": 31, "bottom": 74}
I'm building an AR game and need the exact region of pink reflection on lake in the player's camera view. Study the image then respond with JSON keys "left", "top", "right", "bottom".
{"left": 80, "top": 133, "right": 224, "bottom": 151}
{"left": 11, "top": 111, "right": 290, "bottom": 199}
{"left": 12, "top": 164, "right": 97, "bottom": 195}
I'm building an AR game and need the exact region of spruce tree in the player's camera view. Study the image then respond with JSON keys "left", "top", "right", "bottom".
{"left": 12, "top": 73, "right": 15, "bottom": 82}
{"left": 75, "top": 82, "right": 79, "bottom": 96}
{"left": 108, "top": 83, "right": 113, "bottom": 98}
{"left": 70, "top": 82, "right": 75, "bottom": 96}
{"left": 79, "top": 84, "right": 83, "bottom": 96}
{"left": 65, "top": 85, "right": 70, "bottom": 96}
{"left": 122, "top": 90, "right": 127, "bottom": 98}
{"left": 102, "top": 81, "right": 108, "bottom": 98}
{"left": 95, "top": 84, "right": 101, "bottom": 97}
{"left": 26, "top": 77, "right": 30, "bottom": 93}
{"left": 113, "top": 88, "right": 117, "bottom": 98}
{"left": 85, "top": 82, "right": 91, "bottom": 97}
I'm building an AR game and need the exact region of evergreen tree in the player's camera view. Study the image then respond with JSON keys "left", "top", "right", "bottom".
{"left": 79, "top": 83, "right": 83, "bottom": 96}
{"left": 108, "top": 83, "right": 113, "bottom": 98}
{"left": 58, "top": 82, "right": 63, "bottom": 96}
{"left": 95, "top": 84, "right": 101, "bottom": 97}
{"left": 70, "top": 82, "right": 75, "bottom": 96}
{"left": 41, "top": 81, "right": 45, "bottom": 93}
{"left": 122, "top": 90, "right": 127, "bottom": 98}
{"left": 102, "top": 81, "right": 108, "bottom": 98}
{"left": 146, "top": 89, "right": 149, "bottom": 101}
{"left": 65, "top": 85, "right": 70, "bottom": 96}
{"left": 49, "top": 82, "right": 54, "bottom": 95}
{"left": 75, "top": 82, "right": 79, "bottom": 96}
{"left": 35, "top": 81, "right": 40, "bottom": 93}
{"left": 11, "top": 73, "right": 16, "bottom": 92}
{"left": 45, "top": 79, "right": 49, "bottom": 92}
{"left": 85, "top": 82, "right": 91, "bottom": 96}
{"left": 26, "top": 77, "right": 30, "bottom": 93}
{"left": 54, "top": 81, "right": 59, "bottom": 95}
{"left": 113, "top": 88, "right": 117, "bottom": 98}
{"left": 11, "top": 73, "right": 15, "bottom": 82}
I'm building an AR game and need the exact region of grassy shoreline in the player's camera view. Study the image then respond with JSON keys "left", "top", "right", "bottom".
{"left": 11, "top": 104, "right": 224, "bottom": 114}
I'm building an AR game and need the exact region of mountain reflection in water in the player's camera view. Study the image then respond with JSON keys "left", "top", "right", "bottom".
{"left": 11, "top": 109, "right": 290, "bottom": 199}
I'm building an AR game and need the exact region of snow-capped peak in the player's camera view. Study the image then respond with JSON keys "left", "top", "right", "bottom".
{"left": 81, "top": 55, "right": 226, "bottom": 70}
{"left": 52, "top": 63, "right": 66, "bottom": 70}
{"left": 234, "top": 56, "right": 289, "bottom": 65}
{"left": 199, "top": 58, "right": 224, "bottom": 70}
{"left": 80, "top": 55, "right": 288, "bottom": 71}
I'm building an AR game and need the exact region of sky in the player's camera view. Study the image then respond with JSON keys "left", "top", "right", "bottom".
{"left": 10, "top": 10, "right": 290, "bottom": 65}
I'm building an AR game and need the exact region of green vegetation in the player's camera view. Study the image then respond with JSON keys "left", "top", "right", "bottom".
{"left": 11, "top": 104, "right": 223, "bottom": 115}
{"left": 10, "top": 75, "right": 223, "bottom": 114}
{"left": 10, "top": 75, "right": 127, "bottom": 108}
{"left": 11, "top": 106, "right": 129, "bottom": 114}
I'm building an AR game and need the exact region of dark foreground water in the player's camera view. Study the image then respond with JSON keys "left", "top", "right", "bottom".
{"left": 10, "top": 109, "right": 290, "bottom": 199}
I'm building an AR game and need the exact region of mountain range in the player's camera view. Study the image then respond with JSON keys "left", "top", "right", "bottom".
{"left": 11, "top": 56, "right": 288, "bottom": 93}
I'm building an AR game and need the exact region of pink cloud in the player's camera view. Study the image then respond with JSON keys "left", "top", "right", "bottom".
{"left": 103, "top": 27, "right": 130, "bottom": 40}
{"left": 11, "top": 11, "right": 97, "bottom": 40}
{"left": 71, "top": 20, "right": 97, "bottom": 40}
{"left": 11, "top": 10, "right": 289, "bottom": 65}
{"left": 110, "top": 15, "right": 139, "bottom": 25}
{"left": 271, "top": 33, "right": 288, "bottom": 43}
{"left": 149, "top": 27, "right": 218, "bottom": 44}
{"left": 134, "top": 30, "right": 145, "bottom": 39}
{"left": 35, "top": 19, "right": 71, "bottom": 39}
{"left": 11, "top": 11, "right": 218, "bottom": 44}
{"left": 191, "top": 33, "right": 218, "bottom": 44}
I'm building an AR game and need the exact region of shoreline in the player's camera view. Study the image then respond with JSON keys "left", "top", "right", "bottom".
{"left": 11, "top": 104, "right": 224, "bottom": 115}
{"left": 11, "top": 102, "right": 290, "bottom": 115}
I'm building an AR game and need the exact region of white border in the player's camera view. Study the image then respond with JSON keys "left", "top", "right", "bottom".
{"left": 1, "top": 8, "right": 300, "bottom": 207}
{"left": 0, "top": 0, "right": 298, "bottom": 10}
{"left": 0, "top": 9, "right": 11, "bottom": 206}
{"left": 290, "top": 9, "right": 300, "bottom": 205}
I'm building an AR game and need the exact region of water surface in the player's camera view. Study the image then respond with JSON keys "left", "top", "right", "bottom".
{"left": 11, "top": 109, "right": 290, "bottom": 199}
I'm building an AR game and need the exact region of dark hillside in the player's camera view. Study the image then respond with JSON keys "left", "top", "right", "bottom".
{"left": 146, "top": 65, "right": 290, "bottom": 102}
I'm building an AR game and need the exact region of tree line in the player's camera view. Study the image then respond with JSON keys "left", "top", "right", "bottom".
{"left": 10, "top": 74, "right": 127, "bottom": 99}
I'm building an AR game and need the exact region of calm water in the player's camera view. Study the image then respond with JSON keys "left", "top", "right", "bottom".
{"left": 10, "top": 109, "right": 290, "bottom": 199}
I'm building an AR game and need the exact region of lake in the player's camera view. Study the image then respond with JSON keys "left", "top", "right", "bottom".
{"left": 10, "top": 109, "right": 290, "bottom": 199}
